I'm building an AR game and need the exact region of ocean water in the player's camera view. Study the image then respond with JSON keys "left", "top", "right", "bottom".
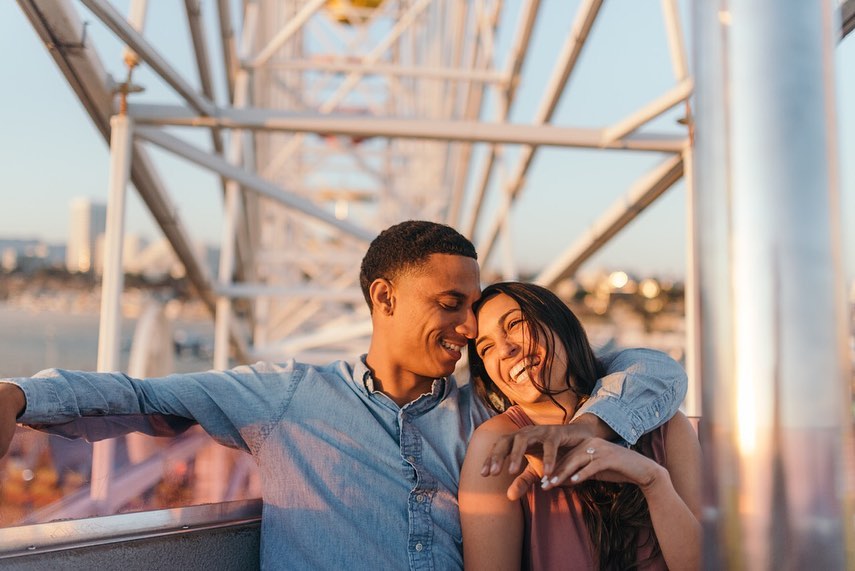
{"left": 0, "top": 303, "right": 215, "bottom": 378}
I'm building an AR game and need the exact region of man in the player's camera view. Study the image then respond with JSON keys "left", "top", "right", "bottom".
{"left": 0, "top": 221, "right": 686, "bottom": 569}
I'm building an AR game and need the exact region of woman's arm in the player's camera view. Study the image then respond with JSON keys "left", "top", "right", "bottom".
{"left": 459, "top": 415, "right": 525, "bottom": 571}
{"left": 542, "top": 412, "right": 701, "bottom": 569}
{"left": 641, "top": 411, "right": 702, "bottom": 570}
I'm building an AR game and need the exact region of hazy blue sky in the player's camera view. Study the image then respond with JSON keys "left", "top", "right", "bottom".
{"left": 0, "top": 1, "right": 852, "bottom": 282}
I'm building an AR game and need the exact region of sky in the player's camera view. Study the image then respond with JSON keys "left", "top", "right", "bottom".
{"left": 0, "top": 1, "right": 853, "bottom": 282}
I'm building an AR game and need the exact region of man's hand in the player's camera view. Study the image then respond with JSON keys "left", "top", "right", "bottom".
{"left": 479, "top": 417, "right": 613, "bottom": 500}
{"left": 0, "top": 384, "right": 25, "bottom": 458}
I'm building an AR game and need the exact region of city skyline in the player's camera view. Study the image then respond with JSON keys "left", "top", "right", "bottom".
{"left": 0, "top": 194, "right": 221, "bottom": 280}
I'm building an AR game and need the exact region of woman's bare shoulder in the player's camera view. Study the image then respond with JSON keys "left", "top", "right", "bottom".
{"left": 474, "top": 411, "right": 522, "bottom": 439}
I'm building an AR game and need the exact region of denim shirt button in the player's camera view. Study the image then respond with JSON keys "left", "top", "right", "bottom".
{"left": 406, "top": 455, "right": 415, "bottom": 463}
{"left": 415, "top": 543, "right": 423, "bottom": 552}
{"left": 416, "top": 494, "right": 424, "bottom": 503}
{"left": 655, "top": 410, "right": 660, "bottom": 418}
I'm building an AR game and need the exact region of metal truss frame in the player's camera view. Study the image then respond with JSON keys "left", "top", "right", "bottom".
{"left": 15, "top": 0, "right": 701, "bottom": 365}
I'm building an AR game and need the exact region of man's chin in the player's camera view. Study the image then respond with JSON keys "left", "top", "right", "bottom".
{"left": 421, "top": 363, "right": 457, "bottom": 380}
{"left": 437, "top": 361, "right": 458, "bottom": 378}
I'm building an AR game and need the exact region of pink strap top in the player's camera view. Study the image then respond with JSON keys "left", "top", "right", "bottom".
{"left": 502, "top": 406, "right": 669, "bottom": 571}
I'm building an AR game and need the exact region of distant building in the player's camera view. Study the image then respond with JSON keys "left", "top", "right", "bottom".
{"left": 1, "top": 247, "right": 16, "bottom": 272}
{"left": 94, "top": 232, "right": 147, "bottom": 275}
{"left": 128, "top": 237, "right": 218, "bottom": 281}
{"left": 122, "top": 233, "right": 148, "bottom": 273}
{"left": 0, "top": 239, "right": 65, "bottom": 273}
{"left": 66, "top": 198, "right": 107, "bottom": 273}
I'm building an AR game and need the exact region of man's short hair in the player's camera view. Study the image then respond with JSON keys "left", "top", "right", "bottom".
{"left": 359, "top": 220, "right": 477, "bottom": 311}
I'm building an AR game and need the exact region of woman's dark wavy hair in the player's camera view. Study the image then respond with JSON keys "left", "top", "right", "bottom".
{"left": 468, "top": 282, "right": 660, "bottom": 570}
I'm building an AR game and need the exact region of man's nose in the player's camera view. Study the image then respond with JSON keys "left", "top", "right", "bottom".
{"left": 457, "top": 307, "right": 477, "bottom": 339}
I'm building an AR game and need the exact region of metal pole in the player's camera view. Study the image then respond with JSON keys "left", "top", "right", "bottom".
{"left": 202, "top": 2, "right": 259, "bottom": 504}
{"left": 90, "top": 114, "right": 134, "bottom": 514}
{"left": 682, "top": 144, "right": 701, "bottom": 419}
{"left": 694, "top": 0, "right": 853, "bottom": 567}
{"left": 691, "top": 6, "right": 736, "bottom": 565}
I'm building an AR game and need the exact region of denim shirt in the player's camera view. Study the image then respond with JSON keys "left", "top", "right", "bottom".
{"left": 4, "top": 348, "right": 685, "bottom": 570}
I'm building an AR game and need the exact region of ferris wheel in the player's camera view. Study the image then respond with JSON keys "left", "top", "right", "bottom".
{"left": 15, "top": 0, "right": 702, "bottom": 365}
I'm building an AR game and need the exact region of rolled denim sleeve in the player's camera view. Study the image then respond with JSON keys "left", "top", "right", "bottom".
{"left": 574, "top": 348, "right": 687, "bottom": 445}
{"left": 5, "top": 360, "right": 303, "bottom": 455}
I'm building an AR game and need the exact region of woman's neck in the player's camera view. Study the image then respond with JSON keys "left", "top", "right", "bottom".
{"left": 518, "top": 392, "right": 579, "bottom": 425}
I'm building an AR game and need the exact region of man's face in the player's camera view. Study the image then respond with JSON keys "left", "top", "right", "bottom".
{"left": 385, "top": 253, "right": 481, "bottom": 381}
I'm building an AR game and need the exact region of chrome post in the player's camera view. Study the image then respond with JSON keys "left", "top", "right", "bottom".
{"left": 91, "top": 114, "right": 134, "bottom": 513}
{"left": 693, "top": 0, "right": 853, "bottom": 567}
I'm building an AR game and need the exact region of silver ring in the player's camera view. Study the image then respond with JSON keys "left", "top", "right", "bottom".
{"left": 585, "top": 447, "right": 595, "bottom": 463}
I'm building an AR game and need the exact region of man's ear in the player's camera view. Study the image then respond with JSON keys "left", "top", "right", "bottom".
{"left": 369, "top": 278, "right": 395, "bottom": 316}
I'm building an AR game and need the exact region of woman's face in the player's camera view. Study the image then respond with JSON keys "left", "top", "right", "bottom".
{"left": 474, "top": 292, "right": 569, "bottom": 406}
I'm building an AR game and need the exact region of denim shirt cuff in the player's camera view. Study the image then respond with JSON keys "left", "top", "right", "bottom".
{"left": 575, "top": 396, "right": 645, "bottom": 445}
{"left": 3, "top": 376, "right": 70, "bottom": 424}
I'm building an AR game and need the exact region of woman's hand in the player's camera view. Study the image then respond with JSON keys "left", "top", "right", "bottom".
{"left": 539, "top": 437, "right": 665, "bottom": 492}
{"left": 479, "top": 421, "right": 607, "bottom": 500}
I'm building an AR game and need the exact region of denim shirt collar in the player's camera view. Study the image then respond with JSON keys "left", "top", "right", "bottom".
{"left": 354, "top": 354, "right": 451, "bottom": 414}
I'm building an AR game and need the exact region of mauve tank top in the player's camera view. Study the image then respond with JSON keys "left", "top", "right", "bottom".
{"left": 502, "top": 406, "right": 669, "bottom": 571}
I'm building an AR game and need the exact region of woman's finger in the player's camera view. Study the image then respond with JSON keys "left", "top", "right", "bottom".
{"left": 541, "top": 438, "right": 600, "bottom": 489}
{"left": 540, "top": 434, "right": 559, "bottom": 475}
{"left": 508, "top": 431, "right": 537, "bottom": 474}
{"left": 507, "top": 465, "right": 541, "bottom": 501}
{"left": 481, "top": 436, "right": 512, "bottom": 476}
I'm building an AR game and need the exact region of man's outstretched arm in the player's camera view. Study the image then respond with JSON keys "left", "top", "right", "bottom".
{"left": 0, "top": 383, "right": 26, "bottom": 457}
{"left": 0, "top": 361, "right": 306, "bottom": 455}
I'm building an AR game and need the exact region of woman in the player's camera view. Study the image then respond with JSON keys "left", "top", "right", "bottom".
{"left": 459, "top": 282, "right": 701, "bottom": 570}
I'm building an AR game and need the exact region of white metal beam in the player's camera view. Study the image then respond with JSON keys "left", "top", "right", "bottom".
{"left": 273, "top": 319, "right": 373, "bottom": 355}
{"left": 80, "top": 0, "right": 216, "bottom": 116}
{"left": 260, "top": 0, "right": 435, "bottom": 179}
{"left": 265, "top": 58, "right": 507, "bottom": 83}
{"left": 476, "top": 0, "right": 604, "bottom": 261}
{"left": 214, "top": 2, "right": 257, "bottom": 374}
{"left": 184, "top": 0, "right": 216, "bottom": 99}
{"left": 134, "top": 126, "right": 376, "bottom": 243}
{"left": 661, "top": 0, "right": 689, "bottom": 81}
{"left": 461, "top": 0, "right": 541, "bottom": 234}
{"left": 246, "top": 0, "right": 327, "bottom": 68}
{"left": 127, "top": 104, "right": 686, "bottom": 152}
{"left": 842, "top": 0, "right": 855, "bottom": 38}
{"left": 535, "top": 154, "right": 684, "bottom": 289}
{"left": 90, "top": 114, "right": 134, "bottom": 514}
{"left": 602, "top": 78, "right": 693, "bottom": 145}
{"left": 216, "top": 0, "right": 238, "bottom": 102}
{"left": 214, "top": 284, "right": 364, "bottom": 302}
